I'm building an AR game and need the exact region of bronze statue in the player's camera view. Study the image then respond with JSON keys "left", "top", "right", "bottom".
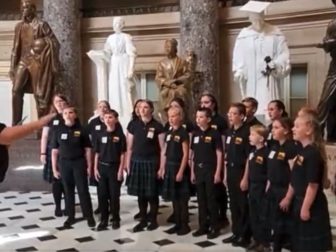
{"left": 155, "top": 39, "right": 191, "bottom": 121}
{"left": 316, "top": 0, "right": 336, "bottom": 141}
{"left": 9, "top": 0, "right": 60, "bottom": 125}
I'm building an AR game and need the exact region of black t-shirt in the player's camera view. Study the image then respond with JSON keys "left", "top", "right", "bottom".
{"left": 291, "top": 144, "right": 324, "bottom": 197}
{"left": 225, "top": 123, "right": 251, "bottom": 169}
{"left": 191, "top": 127, "right": 223, "bottom": 165}
{"left": 47, "top": 114, "right": 65, "bottom": 144}
{"left": 0, "top": 123, "right": 8, "bottom": 182}
{"left": 267, "top": 140, "right": 297, "bottom": 186}
{"left": 211, "top": 113, "right": 229, "bottom": 136}
{"left": 165, "top": 126, "right": 189, "bottom": 162}
{"left": 248, "top": 146, "right": 269, "bottom": 183}
{"left": 52, "top": 123, "right": 92, "bottom": 159}
{"left": 95, "top": 128, "right": 126, "bottom": 163}
{"left": 128, "top": 118, "right": 164, "bottom": 158}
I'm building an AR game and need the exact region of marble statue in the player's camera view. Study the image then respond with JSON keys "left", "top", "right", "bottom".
{"left": 104, "top": 17, "right": 137, "bottom": 122}
{"left": 9, "top": 0, "right": 60, "bottom": 125}
{"left": 316, "top": 0, "right": 336, "bottom": 142}
{"left": 233, "top": 1, "right": 290, "bottom": 118}
{"left": 155, "top": 39, "right": 191, "bottom": 121}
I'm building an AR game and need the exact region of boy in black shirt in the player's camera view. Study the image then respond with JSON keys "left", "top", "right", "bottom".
{"left": 191, "top": 107, "right": 223, "bottom": 239}
{"left": 51, "top": 107, "right": 95, "bottom": 228}
{"left": 94, "top": 109, "right": 126, "bottom": 231}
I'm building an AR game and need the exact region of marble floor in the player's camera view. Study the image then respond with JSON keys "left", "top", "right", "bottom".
{"left": 0, "top": 187, "right": 335, "bottom": 252}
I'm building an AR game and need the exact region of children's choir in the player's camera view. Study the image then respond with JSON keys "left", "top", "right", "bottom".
{"left": 45, "top": 95, "right": 333, "bottom": 252}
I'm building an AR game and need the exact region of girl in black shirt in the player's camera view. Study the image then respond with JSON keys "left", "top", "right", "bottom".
{"left": 288, "top": 112, "right": 332, "bottom": 251}
{"left": 126, "top": 100, "right": 165, "bottom": 232}
{"left": 160, "top": 107, "right": 191, "bottom": 235}
{"left": 40, "top": 94, "right": 68, "bottom": 217}
{"left": 267, "top": 100, "right": 288, "bottom": 146}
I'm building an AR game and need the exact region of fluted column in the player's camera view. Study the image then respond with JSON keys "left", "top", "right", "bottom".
{"left": 43, "top": 0, "right": 82, "bottom": 108}
{"left": 180, "top": 0, "right": 219, "bottom": 95}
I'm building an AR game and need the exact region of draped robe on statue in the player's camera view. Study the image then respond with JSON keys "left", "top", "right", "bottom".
{"left": 233, "top": 23, "right": 290, "bottom": 116}
{"left": 104, "top": 32, "right": 136, "bottom": 120}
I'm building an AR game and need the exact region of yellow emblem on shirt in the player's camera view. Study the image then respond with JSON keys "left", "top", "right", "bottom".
{"left": 204, "top": 136, "right": 212, "bottom": 143}
{"left": 174, "top": 135, "right": 180, "bottom": 142}
{"left": 74, "top": 131, "right": 81, "bottom": 137}
{"left": 211, "top": 124, "right": 217, "bottom": 130}
{"left": 256, "top": 156, "right": 264, "bottom": 164}
{"left": 113, "top": 136, "right": 120, "bottom": 142}
{"left": 294, "top": 155, "right": 304, "bottom": 166}
{"left": 277, "top": 152, "right": 286, "bottom": 160}
{"left": 235, "top": 137, "right": 243, "bottom": 144}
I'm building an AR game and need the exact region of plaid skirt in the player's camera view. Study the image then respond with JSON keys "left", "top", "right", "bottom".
{"left": 261, "top": 185, "right": 293, "bottom": 238}
{"left": 291, "top": 193, "right": 332, "bottom": 252}
{"left": 161, "top": 161, "right": 190, "bottom": 201}
{"left": 127, "top": 157, "right": 160, "bottom": 198}
{"left": 42, "top": 145, "right": 53, "bottom": 183}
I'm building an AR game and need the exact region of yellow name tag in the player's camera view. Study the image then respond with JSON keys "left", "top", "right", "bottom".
{"left": 174, "top": 135, "right": 180, "bottom": 142}
{"left": 256, "top": 156, "right": 264, "bottom": 164}
{"left": 205, "top": 136, "right": 212, "bottom": 143}
{"left": 294, "top": 155, "right": 304, "bottom": 166}
{"left": 211, "top": 124, "right": 217, "bottom": 130}
{"left": 235, "top": 137, "right": 242, "bottom": 144}
{"left": 277, "top": 152, "right": 286, "bottom": 160}
{"left": 74, "top": 131, "right": 81, "bottom": 137}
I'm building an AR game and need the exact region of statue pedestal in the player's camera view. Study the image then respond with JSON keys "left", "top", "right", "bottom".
{"left": 87, "top": 50, "right": 109, "bottom": 101}
{"left": 326, "top": 144, "right": 336, "bottom": 186}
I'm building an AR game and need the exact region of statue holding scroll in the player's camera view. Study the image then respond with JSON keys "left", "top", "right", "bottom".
{"left": 9, "top": 0, "right": 59, "bottom": 125}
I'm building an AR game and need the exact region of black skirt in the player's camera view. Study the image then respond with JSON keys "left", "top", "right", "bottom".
{"left": 127, "top": 157, "right": 160, "bottom": 198}
{"left": 291, "top": 193, "right": 332, "bottom": 252}
{"left": 161, "top": 161, "right": 190, "bottom": 201}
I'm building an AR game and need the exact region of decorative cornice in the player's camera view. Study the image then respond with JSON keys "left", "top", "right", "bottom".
{"left": 0, "top": 11, "right": 43, "bottom": 20}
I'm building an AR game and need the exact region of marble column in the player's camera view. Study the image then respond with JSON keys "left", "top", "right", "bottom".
{"left": 43, "top": 0, "right": 82, "bottom": 108}
{"left": 180, "top": 0, "right": 219, "bottom": 95}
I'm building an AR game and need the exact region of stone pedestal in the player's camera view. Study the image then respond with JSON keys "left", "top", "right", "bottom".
{"left": 180, "top": 0, "right": 219, "bottom": 95}
{"left": 43, "top": 0, "right": 82, "bottom": 109}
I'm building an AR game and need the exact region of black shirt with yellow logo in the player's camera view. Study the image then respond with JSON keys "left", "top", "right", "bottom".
{"left": 94, "top": 129, "right": 126, "bottom": 164}
{"left": 191, "top": 127, "right": 223, "bottom": 165}
{"left": 248, "top": 146, "right": 269, "bottom": 183}
{"left": 165, "top": 126, "right": 189, "bottom": 163}
{"left": 267, "top": 139, "right": 297, "bottom": 186}
{"left": 52, "top": 123, "right": 91, "bottom": 159}
{"left": 225, "top": 123, "right": 251, "bottom": 170}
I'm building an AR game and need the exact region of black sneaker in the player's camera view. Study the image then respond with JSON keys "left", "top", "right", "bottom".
{"left": 112, "top": 221, "right": 120, "bottom": 230}
{"left": 54, "top": 208, "right": 62, "bottom": 217}
{"left": 133, "top": 212, "right": 141, "bottom": 220}
{"left": 147, "top": 221, "right": 158, "bottom": 231}
{"left": 96, "top": 220, "right": 108, "bottom": 231}
{"left": 207, "top": 228, "right": 219, "bottom": 239}
{"left": 63, "top": 218, "right": 76, "bottom": 228}
{"left": 87, "top": 217, "right": 96, "bottom": 227}
{"left": 133, "top": 222, "right": 147, "bottom": 232}
{"left": 166, "top": 213, "right": 175, "bottom": 223}
{"left": 164, "top": 225, "right": 179, "bottom": 234}
{"left": 94, "top": 207, "right": 100, "bottom": 215}
{"left": 177, "top": 225, "right": 191, "bottom": 236}
{"left": 192, "top": 229, "right": 207, "bottom": 237}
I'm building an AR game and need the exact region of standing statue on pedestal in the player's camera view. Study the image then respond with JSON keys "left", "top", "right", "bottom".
{"left": 316, "top": 0, "right": 336, "bottom": 142}
{"left": 104, "top": 16, "right": 137, "bottom": 125}
{"left": 233, "top": 1, "right": 290, "bottom": 120}
{"left": 155, "top": 39, "right": 191, "bottom": 121}
{"left": 9, "top": 0, "right": 60, "bottom": 125}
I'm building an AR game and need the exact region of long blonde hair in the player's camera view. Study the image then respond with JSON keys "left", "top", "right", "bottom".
{"left": 299, "top": 111, "right": 330, "bottom": 189}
